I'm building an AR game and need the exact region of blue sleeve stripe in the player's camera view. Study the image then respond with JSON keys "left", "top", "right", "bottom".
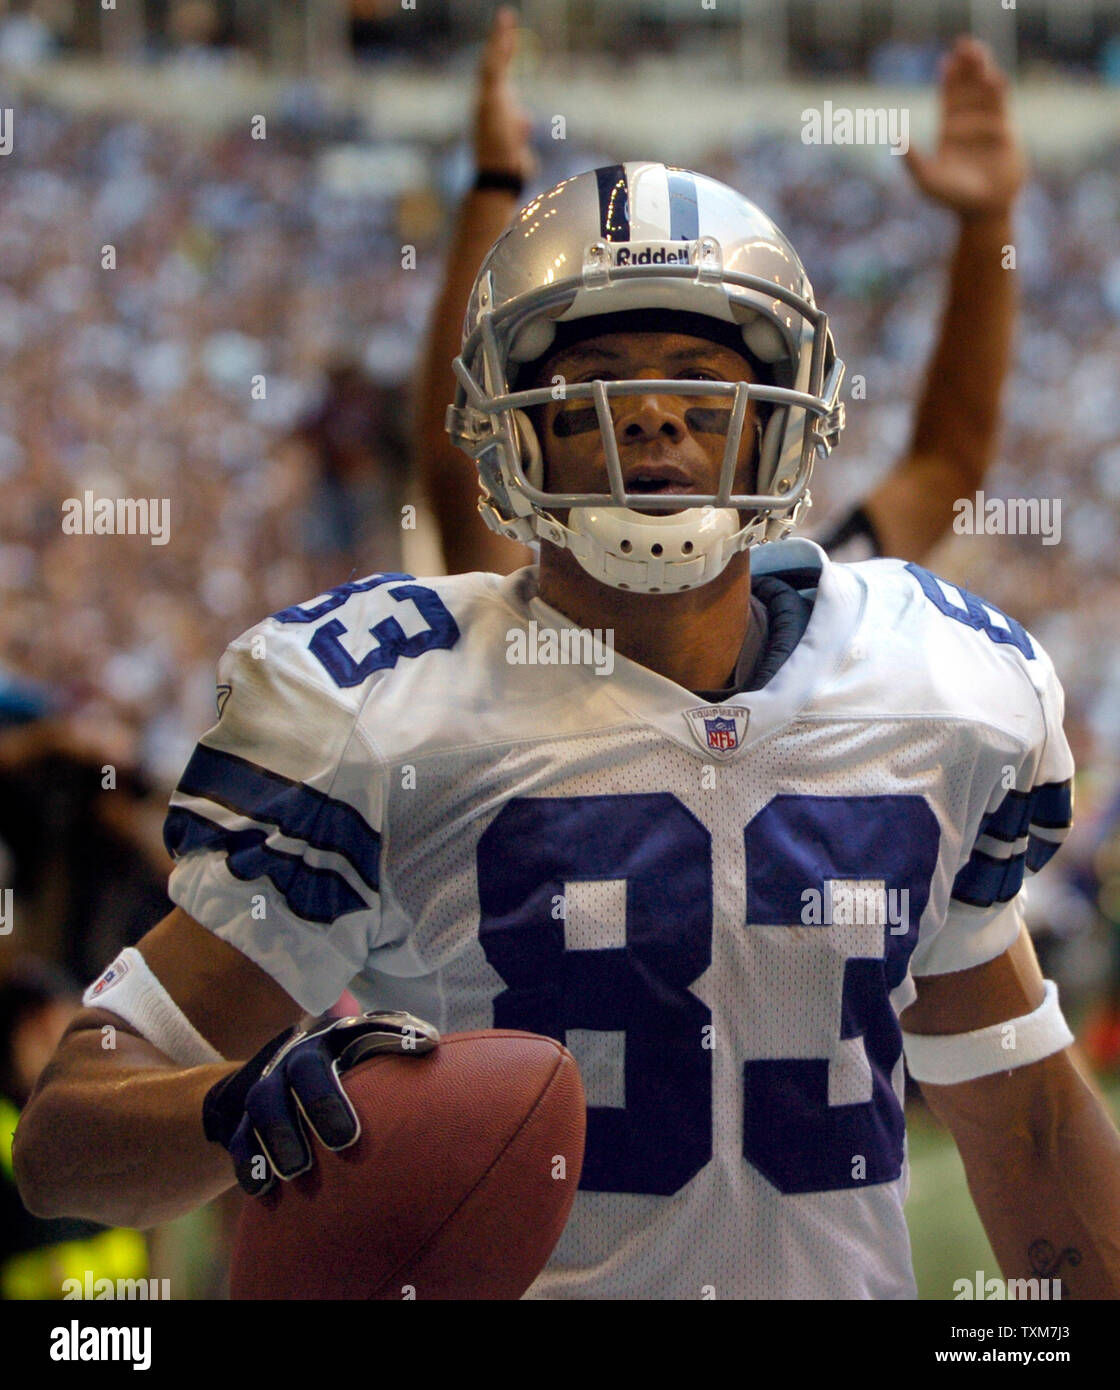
{"left": 1026, "top": 836, "right": 1062, "bottom": 874}
{"left": 164, "top": 807, "right": 367, "bottom": 925}
{"left": 977, "top": 778, "right": 1073, "bottom": 844}
{"left": 951, "top": 847, "right": 1026, "bottom": 909}
{"left": 978, "top": 792, "right": 1032, "bottom": 844}
{"left": 1030, "top": 780, "right": 1073, "bottom": 831}
{"left": 170, "top": 745, "right": 380, "bottom": 890}
{"left": 952, "top": 775, "right": 1074, "bottom": 907}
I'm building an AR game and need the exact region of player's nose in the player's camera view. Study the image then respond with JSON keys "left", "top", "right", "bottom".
{"left": 614, "top": 392, "right": 688, "bottom": 446}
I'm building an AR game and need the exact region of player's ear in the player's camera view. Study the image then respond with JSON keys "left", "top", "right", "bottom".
{"left": 739, "top": 414, "right": 765, "bottom": 493}
{"left": 514, "top": 407, "right": 545, "bottom": 490}
{"left": 754, "top": 416, "right": 765, "bottom": 471}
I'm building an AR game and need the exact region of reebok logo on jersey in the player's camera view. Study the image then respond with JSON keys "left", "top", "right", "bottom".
{"left": 684, "top": 706, "right": 749, "bottom": 759}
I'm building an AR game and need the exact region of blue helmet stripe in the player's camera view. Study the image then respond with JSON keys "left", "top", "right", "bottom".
{"left": 667, "top": 169, "right": 699, "bottom": 241}
{"left": 596, "top": 164, "right": 630, "bottom": 242}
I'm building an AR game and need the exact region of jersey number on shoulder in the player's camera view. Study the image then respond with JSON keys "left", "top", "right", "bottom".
{"left": 906, "top": 563, "right": 1034, "bottom": 659}
{"left": 273, "top": 575, "right": 459, "bottom": 687}
{"left": 478, "top": 792, "right": 940, "bottom": 1197}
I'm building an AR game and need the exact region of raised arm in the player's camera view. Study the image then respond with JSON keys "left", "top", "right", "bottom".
{"left": 901, "top": 923, "right": 1120, "bottom": 1297}
{"left": 860, "top": 37, "right": 1027, "bottom": 561}
{"left": 413, "top": 7, "right": 535, "bottom": 576}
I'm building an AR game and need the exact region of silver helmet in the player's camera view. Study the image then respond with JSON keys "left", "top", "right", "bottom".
{"left": 446, "top": 162, "right": 845, "bottom": 593}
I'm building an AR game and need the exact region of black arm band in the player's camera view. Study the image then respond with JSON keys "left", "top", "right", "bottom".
{"left": 473, "top": 169, "right": 525, "bottom": 197}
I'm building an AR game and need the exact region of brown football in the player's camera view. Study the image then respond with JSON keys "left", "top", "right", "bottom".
{"left": 229, "top": 1030, "right": 585, "bottom": 1300}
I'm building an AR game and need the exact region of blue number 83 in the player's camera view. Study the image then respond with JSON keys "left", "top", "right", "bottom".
{"left": 273, "top": 575, "right": 459, "bottom": 688}
{"left": 478, "top": 792, "right": 940, "bottom": 1197}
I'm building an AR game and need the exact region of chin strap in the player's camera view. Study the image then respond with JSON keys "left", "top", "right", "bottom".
{"left": 476, "top": 400, "right": 807, "bottom": 578}
{"left": 544, "top": 505, "right": 768, "bottom": 594}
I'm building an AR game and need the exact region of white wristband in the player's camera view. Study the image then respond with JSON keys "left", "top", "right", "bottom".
{"left": 83, "top": 947, "right": 225, "bottom": 1067}
{"left": 902, "top": 979, "right": 1073, "bottom": 1085}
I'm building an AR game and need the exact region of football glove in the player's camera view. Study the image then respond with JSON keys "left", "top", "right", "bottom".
{"left": 203, "top": 1010, "right": 440, "bottom": 1195}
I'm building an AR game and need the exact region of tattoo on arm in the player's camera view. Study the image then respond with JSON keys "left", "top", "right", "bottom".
{"left": 1028, "top": 1239, "right": 1081, "bottom": 1297}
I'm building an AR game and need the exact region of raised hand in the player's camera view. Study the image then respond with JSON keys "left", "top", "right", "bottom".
{"left": 903, "top": 36, "right": 1027, "bottom": 219}
{"left": 474, "top": 7, "right": 537, "bottom": 181}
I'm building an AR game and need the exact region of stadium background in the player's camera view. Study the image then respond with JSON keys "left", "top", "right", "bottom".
{"left": 0, "top": 0, "right": 1118, "bottom": 1299}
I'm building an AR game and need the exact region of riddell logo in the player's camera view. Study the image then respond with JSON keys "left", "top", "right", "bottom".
{"left": 613, "top": 244, "right": 691, "bottom": 266}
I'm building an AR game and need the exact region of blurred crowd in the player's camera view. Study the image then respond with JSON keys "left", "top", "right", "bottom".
{"left": 0, "top": 98, "right": 422, "bottom": 789}
{"left": 3, "top": 0, "right": 1119, "bottom": 84}
{"left": 0, "top": 98, "right": 1117, "bottom": 789}
{"left": 0, "top": 44, "right": 1119, "bottom": 1297}
{"left": 0, "top": 75, "right": 1118, "bottom": 1040}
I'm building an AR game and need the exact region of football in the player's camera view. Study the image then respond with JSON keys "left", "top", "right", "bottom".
{"left": 229, "top": 1030, "right": 586, "bottom": 1300}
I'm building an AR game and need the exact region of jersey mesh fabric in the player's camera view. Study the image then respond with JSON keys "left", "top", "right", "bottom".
{"left": 162, "top": 546, "right": 1073, "bottom": 1299}
{"left": 370, "top": 712, "right": 981, "bottom": 1299}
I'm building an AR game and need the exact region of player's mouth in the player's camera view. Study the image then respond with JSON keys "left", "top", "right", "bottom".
{"left": 622, "top": 465, "right": 696, "bottom": 496}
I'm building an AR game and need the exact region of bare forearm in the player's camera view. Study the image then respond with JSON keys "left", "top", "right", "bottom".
{"left": 925, "top": 1052, "right": 1120, "bottom": 1298}
{"left": 866, "top": 211, "right": 1016, "bottom": 558}
{"left": 413, "top": 188, "right": 532, "bottom": 575}
{"left": 13, "top": 1028, "right": 238, "bottom": 1229}
{"left": 910, "top": 210, "right": 1016, "bottom": 483}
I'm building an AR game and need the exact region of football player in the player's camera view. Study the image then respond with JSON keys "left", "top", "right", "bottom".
{"left": 415, "top": 14, "right": 1025, "bottom": 574}
{"left": 14, "top": 161, "right": 1120, "bottom": 1300}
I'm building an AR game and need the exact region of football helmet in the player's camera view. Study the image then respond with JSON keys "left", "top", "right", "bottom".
{"left": 446, "top": 162, "right": 845, "bottom": 594}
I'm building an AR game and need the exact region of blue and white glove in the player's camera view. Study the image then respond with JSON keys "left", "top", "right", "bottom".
{"left": 203, "top": 1011, "right": 440, "bottom": 1195}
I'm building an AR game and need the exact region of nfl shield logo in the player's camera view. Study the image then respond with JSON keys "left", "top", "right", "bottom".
{"left": 90, "top": 955, "right": 129, "bottom": 997}
{"left": 683, "top": 706, "right": 750, "bottom": 760}
{"left": 704, "top": 716, "right": 738, "bottom": 752}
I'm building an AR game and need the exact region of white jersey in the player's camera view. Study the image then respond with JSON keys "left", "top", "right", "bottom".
{"left": 164, "top": 538, "right": 1073, "bottom": 1300}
